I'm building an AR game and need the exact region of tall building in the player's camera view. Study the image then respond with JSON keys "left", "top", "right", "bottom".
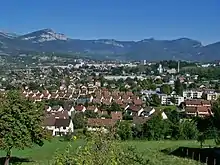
{"left": 158, "top": 64, "right": 163, "bottom": 74}
{"left": 177, "top": 61, "right": 180, "bottom": 73}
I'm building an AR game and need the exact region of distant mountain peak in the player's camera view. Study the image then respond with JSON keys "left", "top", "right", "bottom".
{"left": 0, "top": 31, "right": 19, "bottom": 39}
{"left": 19, "top": 28, "right": 68, "bottom": 43}
{"left": 95, "top": 39, "right": 124, "bottom": 47}
{"left": 0, "top": 28, "right": 220, "bottom": 61}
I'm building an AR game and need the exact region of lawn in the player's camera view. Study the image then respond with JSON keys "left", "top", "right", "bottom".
{"left": 0, "top": 138, "right": 215, "bottom": 165}
{"left": 155, "top": 105, "right": 177, "bottom": 111}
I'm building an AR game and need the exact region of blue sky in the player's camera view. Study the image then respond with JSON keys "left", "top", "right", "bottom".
{"left": 0, "top": 0, "right": 220, "bottom": 44}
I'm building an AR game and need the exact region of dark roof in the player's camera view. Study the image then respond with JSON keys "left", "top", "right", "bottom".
{"left": 55, "top": 119, "right": 71, "bottom": 127}
{"left": 143, "top": 107, "right": 155, "bottom": 113}
{"left": 87, "top": 118, "right": 117, "bottom": 127}
{"left": 43, "top": 116, "right": 56, "bottom": 126}
{"left": 127, "top": 105, "right": 142, "bottom": 112}
{"left": 133, "top": 116, "right": 150, "bottom": 125}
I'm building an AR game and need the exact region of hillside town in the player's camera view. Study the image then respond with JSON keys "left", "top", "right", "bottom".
{"left": 0, "top": 56, "right": 219, "bottom": 137}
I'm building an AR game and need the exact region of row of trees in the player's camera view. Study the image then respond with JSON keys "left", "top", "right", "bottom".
{"left": 115, "top": 101, "right": 220, "bottom": 145}
{"left": 115, "top": 113, "right": 199, "bottom": 141}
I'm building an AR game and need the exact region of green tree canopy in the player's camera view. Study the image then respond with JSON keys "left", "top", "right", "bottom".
{"left": 72, "top": 112, "right": 87, "bottom": 129}
{"left": 0, "top": 90, "right": 48, "bottom": 165}
{"left": 160, "top": 84, "right": 171, "bottom": 95}
{"left": 150, "top": 94, "right": 161, "bottom": 107}
{"left": 116, "top": 121, "right": 132, "bottom": 140}
{"left": 174, "top": 78, "right": 183, "bottom": 96}
{"left": 142, "top": 115, "right": 171, "bottom": 140}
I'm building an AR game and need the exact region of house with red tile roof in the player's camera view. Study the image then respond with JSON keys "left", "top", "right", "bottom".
{"left": 111, "top": 111, "right": 122, "bottom": 120}
{"left": 87, "top": 106, "right": 99, "bottom": 112}
{"left": 185, "top": 106, "right": 212, "bottom": 117}
{"left": 126, "top": 105, "right": 144, "bottom": 117}
{"left": 87, "top": 118, "right": 117, "bottom": 131}
{"left": 133, "top": 99, "right": 143, "bottom": 106}
{"left": 74, "top": 105, "right": 86, "bottom": 112}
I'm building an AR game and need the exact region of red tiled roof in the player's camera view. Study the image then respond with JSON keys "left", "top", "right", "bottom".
{"left": 93, "top": 98, "right": 101, "bottom": 104}
{"left": 122, "top": 95, "right": 130, "bottom": 100}
{"left": 111, "top": 111, "right": 122, "bottom": 120}
{"left": 133, "top": 99, "right": 143, "bottom": 106}
{"left": 126, "top": 92, "right": 133, "bottom": 96}
{"left": 102, "top": 99, "right": 111, "bottom": 105}
{"left": 74, "top": 105, "right": 85, "bottom": 111}
{"left": 128, "top": 105, "right": 142, "bottom": 112}
{"left": 114, "top": 99, "right": 123, "bottom": 105}
{"left": 87, "top": 106, "right": 97, "bottom": 111}
{"left": 201, "top": 100, "right": 211, "bottom": 105}
{"left": 51, "top": 92, "right": 58, "bottom": 98}
{"left": 112, "top": 94, "right": 121, "bottom": 99}
{"left": 185, "top": 99, "right": 201, "bottom": 105}
{"left": 123, "top": 99, "right": 132, "bottom": 104}
{"left": 87, "top": 118, "right": 117, "bottom": 127}
{"left": 197, "top": 107, "right": 210, "bottom": 112}
{"left": 185, "top": 107, "right": 197, "bottom": 113}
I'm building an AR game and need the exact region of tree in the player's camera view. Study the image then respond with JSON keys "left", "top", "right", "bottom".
{"left": 211, "top": 97, "right": 220, "bottom": 144}
{"left": 214, "top": 83, "right": 219, "bottom": 91}
{"left": 174, "top": 78, "right": 183, "bottom": 96}
{"left": 201, "top": 92, "right": 207, "bottom": 100}
{"left": 188, "top": 83, "right": 196, "bottom": 89}
{"left": 170, "top": 97, "right": 176, "bottom": 105}
{"left": 0, "top": 91, "right": 48, "bottom": 165}
{"left": 109, "top": 102, "right": 122, "bottom": 112}
{"left": 142, "top": 115, "right": 171, "bottom": 140}
{"left": 132, "top": 124, "right": 144, "bottom": 139}
{"left": 116, "top": 121, "right": 132, "bottom": 140}
{"left": 72, "top": 112, "right": 87, "bottom": 129}
{"left": 179, "top": 120, "right": 199, "bottom": 140}
{"left": 28, "top": 82, "right": 40, "bottom": 91}
{"left": 160, "top": 84, "right": 171, "bottom": 95}
{"left": 84, "top": 111, "right": 98, "bottom": 119}
{"left": 197, "top": 133, "right": 206, "bottom": 148}
{"left": 150, "top": 94, "right": 161, "bottom": 107}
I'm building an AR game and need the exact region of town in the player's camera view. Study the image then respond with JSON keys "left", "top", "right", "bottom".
{"left": 1, "top": 54, "right": 220, "bottom": 164}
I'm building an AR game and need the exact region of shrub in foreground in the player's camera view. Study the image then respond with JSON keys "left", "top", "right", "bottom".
{"left": 52, "top": 130, "right": 149, "bottom": 165}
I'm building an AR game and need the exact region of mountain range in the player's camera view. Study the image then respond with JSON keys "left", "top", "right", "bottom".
{"left": 0, "top": 28, "right": 220, "bottom": 61}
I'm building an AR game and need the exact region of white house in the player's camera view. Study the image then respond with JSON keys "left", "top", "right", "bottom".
{"left": 139, "top": 107, "right": 156, "bottom": 117}
{"left": 206, "top": 92, "right": 220, "bottom": 101}
{"left": 159, "top": 94, "right": 184, "bottom": 106}
{"left": 44, "top": 116, "right": 74, "bottom": 136}
{"left": 183, "top": 90, "right": 203, "bottom": 99}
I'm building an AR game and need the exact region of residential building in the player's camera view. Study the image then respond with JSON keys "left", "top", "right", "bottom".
{"left": 183, "top": 90, "right": 203, "bottom": 99}
{"left": 43, "top": 116, "right": 74, "bottom": 136}
{"left": 159, "top": 94, "right": 184, "bottom": 106}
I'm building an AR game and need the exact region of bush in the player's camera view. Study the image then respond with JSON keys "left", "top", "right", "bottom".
{"left": 52, "top": 131, "right": 149, "bottom": 165}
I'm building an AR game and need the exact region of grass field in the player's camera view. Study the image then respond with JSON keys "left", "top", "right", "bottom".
{"left": 0, "top": 139, "right": 215, "bottom": 165}
{"left": 156, "top": 105, "right": 177, "bottom": 111}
